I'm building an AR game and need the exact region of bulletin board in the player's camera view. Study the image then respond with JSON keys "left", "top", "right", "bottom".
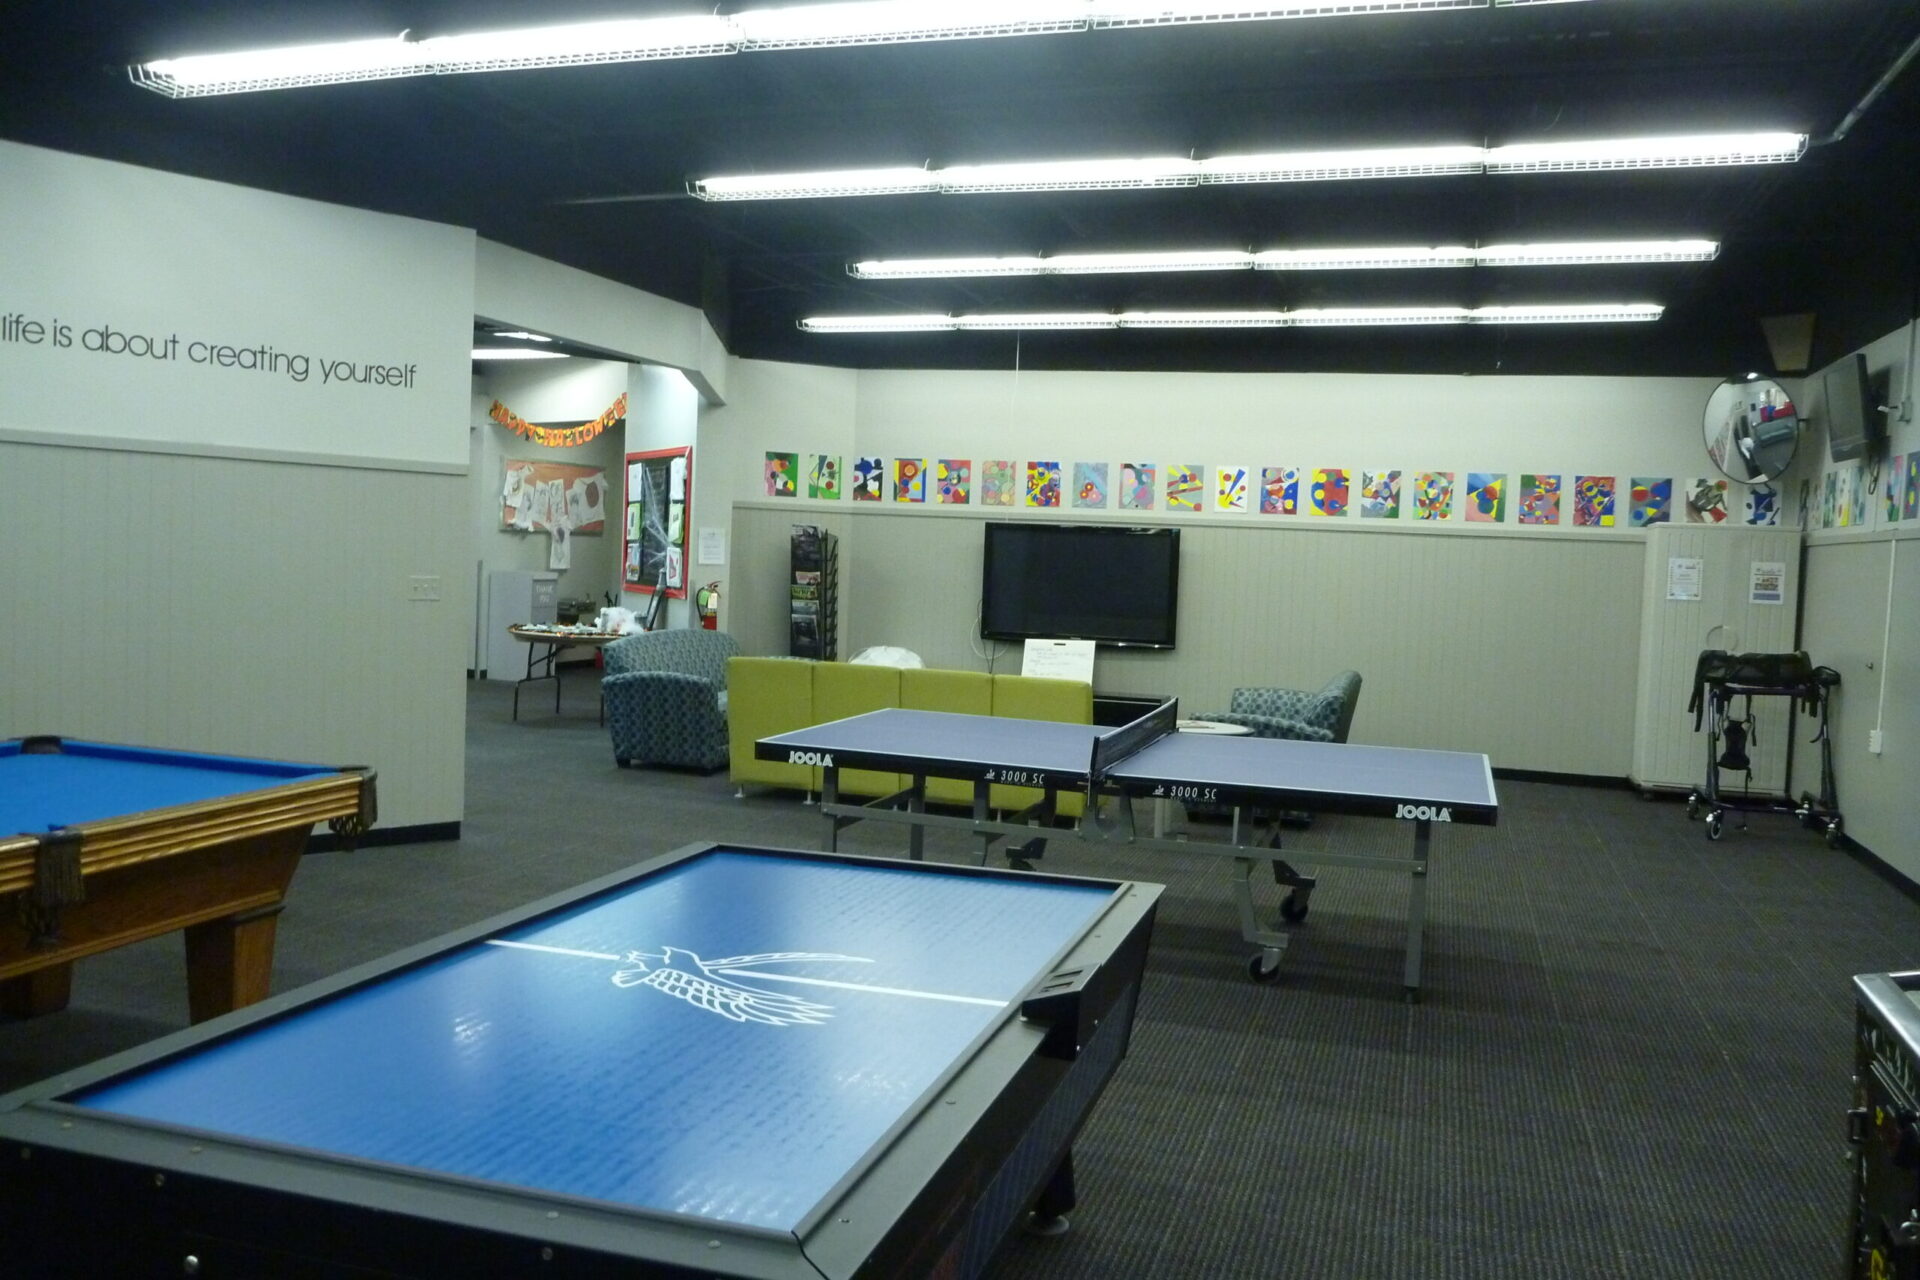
{"left": 624, "top": 446, "right": 691, "bottom": 598}
{"left": 501, "top": 460, "right": 608, "bottom": 534}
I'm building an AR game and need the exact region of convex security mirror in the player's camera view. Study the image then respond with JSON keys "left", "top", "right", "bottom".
{"left": 1704, "top": 375, "right": 1800, "bottom": 483}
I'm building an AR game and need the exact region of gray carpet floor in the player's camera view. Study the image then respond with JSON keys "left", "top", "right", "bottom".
{"left": 6, "top": 676, "right": 1916, "bottom": 1279}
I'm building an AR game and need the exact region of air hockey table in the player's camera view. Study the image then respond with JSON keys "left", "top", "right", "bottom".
{"left": 0, "top": 842, "right": 1161, "bottom": 1279}
{"left": 0, "top": 735, "right": 376, "bottom": 1022}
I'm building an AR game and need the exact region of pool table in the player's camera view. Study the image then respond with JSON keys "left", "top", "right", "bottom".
{"left": 0, "top": 842, "right": 1158, "bottom": 1279}
{"left": 0, "top": 736, "right": 376, "bottom": 1023}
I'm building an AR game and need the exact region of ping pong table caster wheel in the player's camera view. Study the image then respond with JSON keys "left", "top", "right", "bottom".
{"left": 1023, "top": 1211, "right": 1071, "bottom": 1238}
{"left": 1279, "top": 892, "right": 1309, "bottom": 924}
{"left": 1704, "top": 811, "right": 1724, "bottom": 841}
{"left": 1825, "top": 818, "right": 1844, "bottom": 849}
{"left": 1248, "top": 953, "right": 1283, "bottom": 982}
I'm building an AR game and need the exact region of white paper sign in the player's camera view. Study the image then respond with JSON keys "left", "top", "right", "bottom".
{"left": 698, "top": 527, "right": 727, "bottom": 565}
{"left": 1750, "top": 560, "right": 1786, "bottom": 605}
{"left": 1021, "top": 638, "right": 1095, "bottom": 684}
{"left": 1666, "top": 556, "right": 1704, "bottom": 602}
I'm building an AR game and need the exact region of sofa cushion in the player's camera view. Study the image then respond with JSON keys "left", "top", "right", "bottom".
{"left": 727, "top": 657, "right": 817, "bottom": 791}
{"left": 989, "top": 675, "right": 1092, "bottom": 817}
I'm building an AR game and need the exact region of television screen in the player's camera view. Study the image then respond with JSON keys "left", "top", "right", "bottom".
{"left": 981, "top": 523, "right": 1179, "bottom": 650}
{"left": 1824, "top": 353, "right": 1882, "bottom": 462}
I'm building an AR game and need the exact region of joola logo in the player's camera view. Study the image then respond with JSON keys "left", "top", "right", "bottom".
{"left": 1395, "top": 804, "right": 1451, "bottom": 822}
{"left": 787, "top": 750, "right": 834, "bottom": 767}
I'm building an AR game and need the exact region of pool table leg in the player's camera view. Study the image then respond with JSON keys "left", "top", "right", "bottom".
{"left": 0, "top": 962, "right": 74, "bottom": 1018}
{"left": 183, "top": 904, "right": 284, "bottom": 1024}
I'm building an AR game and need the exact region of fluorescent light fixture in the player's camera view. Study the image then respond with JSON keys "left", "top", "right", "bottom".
{"left": 471, "top": 347, "right": 569, "bottom": 360}
{"left": 423, "top": 17, "right": 738, "bottom": 72}
{"left": 849, "top": 239, "right": 1717, "bottom": 278}
{"left": 491, "top": 331, "right": 553, "bottom": 342}
{"left": 695, "top": 134, "right": 1804, "bottom": 200}
{"left": 1485, "top": 132, "right": 1808, "bottom": 172}
{"left": 799, "top": 304, "right": 1663, "bottom": 332}
{"left": 733, "top": 1, "right": 1090, "bottom": 49}
{"left": 1090, "top": 0, "right": 1489, "bottom": 27}
{"left": 132, "top": 36, "right": 428, "bottom": 96}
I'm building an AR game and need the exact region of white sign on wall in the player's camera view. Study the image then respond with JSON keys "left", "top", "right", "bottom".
{"left": 0, "top": 141, "right": 475, "bottom": 469}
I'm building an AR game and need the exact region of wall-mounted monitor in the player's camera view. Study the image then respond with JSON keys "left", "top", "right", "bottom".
{"left": 1824, "top": 353, "right": 1885, "bottom": 463}
{"left": 981, "top": 522, "right": 1179, "bottom": 650}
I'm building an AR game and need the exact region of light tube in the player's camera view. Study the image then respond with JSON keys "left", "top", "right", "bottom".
{"left": 472, "top": 347, "right": 570, "bottom": 359}
{"left": 848, "top": 239, "right": 1717, "bottom": 278}
{"left": 733, "top": 1, "right": 1090, "bottom": 49}
{"left": 798, "top": 304, "right": 1664, "bottom": 332}
{"left": 1485, "top": 132, "right": 1809, "bottom": 172}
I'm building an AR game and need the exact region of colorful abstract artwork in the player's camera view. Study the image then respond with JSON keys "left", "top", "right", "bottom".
{"left": 1026, "top": 461, "right": 1062, "bottom": 508}
{"left": 1413, "top": 472, "right": 1454, "bottom": 520}
{"left": 1574, "top": 475, "right": 1615, "bottom": 527}
{"left": 1517, "top": 474, "right": 1560, "bottom": 526}
{"left": 1073, "top": 462, "right": 1109, "bottom": 508}
{"left": 1846, "top": 464, "right": 1867, "bottom": 527}
{"left": 1360, "top": 470, "right": 1401, "bottom": 519}
{"left": 1465, "top": 473, "right": 1505, "bottom": 523}
{"left": 1167, "top": 465, "right": 1203, "bottom": 512}
{"left": 893, "top": 458, "right": 926, "bottom": 502}
{"left": 937, "top": 459, "right": 970, "bottom": 504}
{"left": 1216, "top": 466, "right": 1249, "bottom": 512}
{"left": 1744, "top": 485, "right": 1780, "bottom": 527}
{"left": 981, "top": 460, "right": 1016, "bottom": 507}
{"left": 1889, "top": 455, "right": 1905, "bottom": 523}
{"left": 1905, "top": 454, "right": 1920, "bottom": 520}
{"left": 1629, "top": 477, "right": 1672, "bottom": 527}
{"left": 1683, "top": 477, "right": 1729, "bottom": 524}
{"left": 807, "top": 454, "right": 841, "bottom": 500}
{"left": 1311, "top": 468, "right": 1349, "bottom": 517}
{"left": 1119, "top": 463, "right": 1155, "bottom": 510}
{"left": 852, "top": 456, "right": 884, "bottom": 501}
{"left": 1260, "top": 467, "right": 1298, "bottom": 515}
{"left": 764, "top": 452, "right": 797, "bottom": 497}
{"left": 1821, "top": 470, "right": 1838, "bottom": 528}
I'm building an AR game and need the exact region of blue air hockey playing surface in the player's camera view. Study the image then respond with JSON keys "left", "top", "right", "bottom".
{"left": 0, "top": 843, "right": 1161, "bottom": 1280}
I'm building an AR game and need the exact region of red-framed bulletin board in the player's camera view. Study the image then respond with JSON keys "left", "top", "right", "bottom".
{"left": 624, "top": 446, "right": 692, "bottom": 598}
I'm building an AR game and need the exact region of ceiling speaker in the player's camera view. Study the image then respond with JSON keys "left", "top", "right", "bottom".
{"left": 1759, "top": 313, "right": 1815, "bottom": 373}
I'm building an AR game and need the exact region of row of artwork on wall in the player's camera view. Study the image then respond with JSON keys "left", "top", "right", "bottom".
{"left": 762, "top": 454, "right": 1784, "bottom": 527}
{"left": 1816, "top": 452, "right": 1919, "bottom": 530}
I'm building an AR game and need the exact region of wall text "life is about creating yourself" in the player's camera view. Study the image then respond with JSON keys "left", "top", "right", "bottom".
{"left": 1, "top": 312, "right": 418, "bottom": 389}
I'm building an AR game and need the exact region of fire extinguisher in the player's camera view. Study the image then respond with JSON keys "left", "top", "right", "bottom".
{"left": 695, "top": 581, "right": 720, "bottom": 630}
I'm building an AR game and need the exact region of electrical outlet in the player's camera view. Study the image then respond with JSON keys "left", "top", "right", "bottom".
{"left": 407, "top": 575, "right": 441, "bottom": 602}
{"left": 1867, "top": 728, "right": 1883, "bottom": 755}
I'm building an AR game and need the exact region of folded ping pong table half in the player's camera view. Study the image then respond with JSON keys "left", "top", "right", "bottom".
{"left": 756, "top": 700, "right": 1498, "bottom": 999}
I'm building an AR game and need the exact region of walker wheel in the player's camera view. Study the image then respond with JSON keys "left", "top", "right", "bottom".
{"left": 1280, "top": 892, "right": 1309, "bottom": 923}
{"left": 1825, "top": 818, "right": 1844, "bottom": 850}
{"left": 1685, "top": 794, "right": 1701, "bottom": 819}
{"left": 1248, "top": 952, "right": 1283, "bottom": 982}
{"left": 1704, "top": 811, "right": 1724, "bottom": 841}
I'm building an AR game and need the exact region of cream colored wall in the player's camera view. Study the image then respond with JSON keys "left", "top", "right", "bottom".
{"left": 0, "top": 441, "right": 469, "bottom": 829}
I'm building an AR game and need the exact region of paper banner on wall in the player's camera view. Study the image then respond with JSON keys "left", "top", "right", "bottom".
{"left": 765, "top": 452, "right": 798, "bottom": 497}
{"left": 1518, "top": 474, "right": 1561, "bottom": 526}
{"left": 669, "top": 456, "right": 687, "bottom": 501}
{"left": 1360, "top": 470, "right": 1401, "bottom": 519}
{"left": 1026, "top": 461, "right": 1062, "bottom": 508}
{"left": 1573, "top": 475, "right": 1615, "bottom": 527}
{"left": 1166, "top": 464, "right": 1202, "bottom": 512}
{"left": 809, "top": 455, "right": 841, "bottom": 499}
{"left": 981, "top": 460, "right": 1016, "bottom": 506}
{"left": 1684, "top": 477, "right": 1729, "bottom": 524}
{"left": 1073, "top": 462, "right": 1108, "bottom": 508}
{"left": 1904, "top": 454, "right": 1920, "bottom": 520}
{"left": 894, "top": 459, "right": 926, "bottom": 502}
{"left": 1750, "top": 560, "right": 1786, "bottom": 605}
{"left": 852, "top": 456, "right": 884, "bottom": 500}
{"left": 503, "top": 460, "right": 606, "bottom": 534}
{"left": 1743, "top": 485, "right": 1780, "bottom": 526}
{"left": 502, "top": 467, "right": 525, "bottom": 509}
{"left": 1258, "top": 467, "right": 1287, "bottom": 514}
{"left": 1889, "top": 456, "right": 1905, "bottom": 522}
{"left": 937, "top": 459, "right": 970, "bottom": 503}
{"left": 1413, "top": 471, "right": 1454, "bottom": 520}
{"left": 667, "top": 500, "right": 685, "bottom": 542}
{"left": 1630, "top": 477, "right": 1672, "bottom": 527}
{"left": 1465, "top": 473, "right": 1505, "bottom": 523}
{"left": 1848, "top": 464, "right": 1868, "bottom": 527}
{"left": 1311, "top": 468, "right": 1349, "bottom": 517}
{"left": 1119, "top": 463, "right": 1155, "bottom": 510}
{"left": 549, "top": 520, "right": 572, "bottom": 571}
{"left": 625, "top": 503, "right": 642, "bottom": 540}
{"left": 664, "top": 545, "right": 684, "bottom": 589}
{"left": 1215, "top": 466, "right": 1248, "bottom": 512}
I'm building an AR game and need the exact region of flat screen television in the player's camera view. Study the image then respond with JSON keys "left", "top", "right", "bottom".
{"left": 981, "top": 522, "right": 1179, "bottom": 650}
{"left": 1824, "top": 353, "right": 1884, "bottom": 463}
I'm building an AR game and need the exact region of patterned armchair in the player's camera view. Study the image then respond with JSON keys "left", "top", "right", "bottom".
{"left": 602, "top": 629, "right": 741, "bottom": 771}
{"left": 1198, "top": 671, "right": 1363, "bottom": 744}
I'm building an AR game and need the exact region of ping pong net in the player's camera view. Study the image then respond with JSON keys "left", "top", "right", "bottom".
{"left": 1085, "top": 698, "right": 1180, "bottom": 786}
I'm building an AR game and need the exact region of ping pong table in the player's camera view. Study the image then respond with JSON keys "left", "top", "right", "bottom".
{"left": 756, "top": 700, "right": 1498, "bottom": 999}
{"left": 0, "top": 842, "right": 1160, "bottom": 1279}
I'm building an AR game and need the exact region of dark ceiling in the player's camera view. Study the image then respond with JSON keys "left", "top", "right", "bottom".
{"left": 7, "top": 0, "right": 1920, "bottom": 378}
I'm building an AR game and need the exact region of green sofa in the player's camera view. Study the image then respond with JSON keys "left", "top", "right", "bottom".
{"left": 727, "top": 658, "right": 1092, "bottom": 818}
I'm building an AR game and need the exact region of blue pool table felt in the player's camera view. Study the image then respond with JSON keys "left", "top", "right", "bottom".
{"left": 72, "top": 850, "right": 1116, "bottom": 1233}
{"left": 0, "top": 740, "right": 338, "bottom": 836}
